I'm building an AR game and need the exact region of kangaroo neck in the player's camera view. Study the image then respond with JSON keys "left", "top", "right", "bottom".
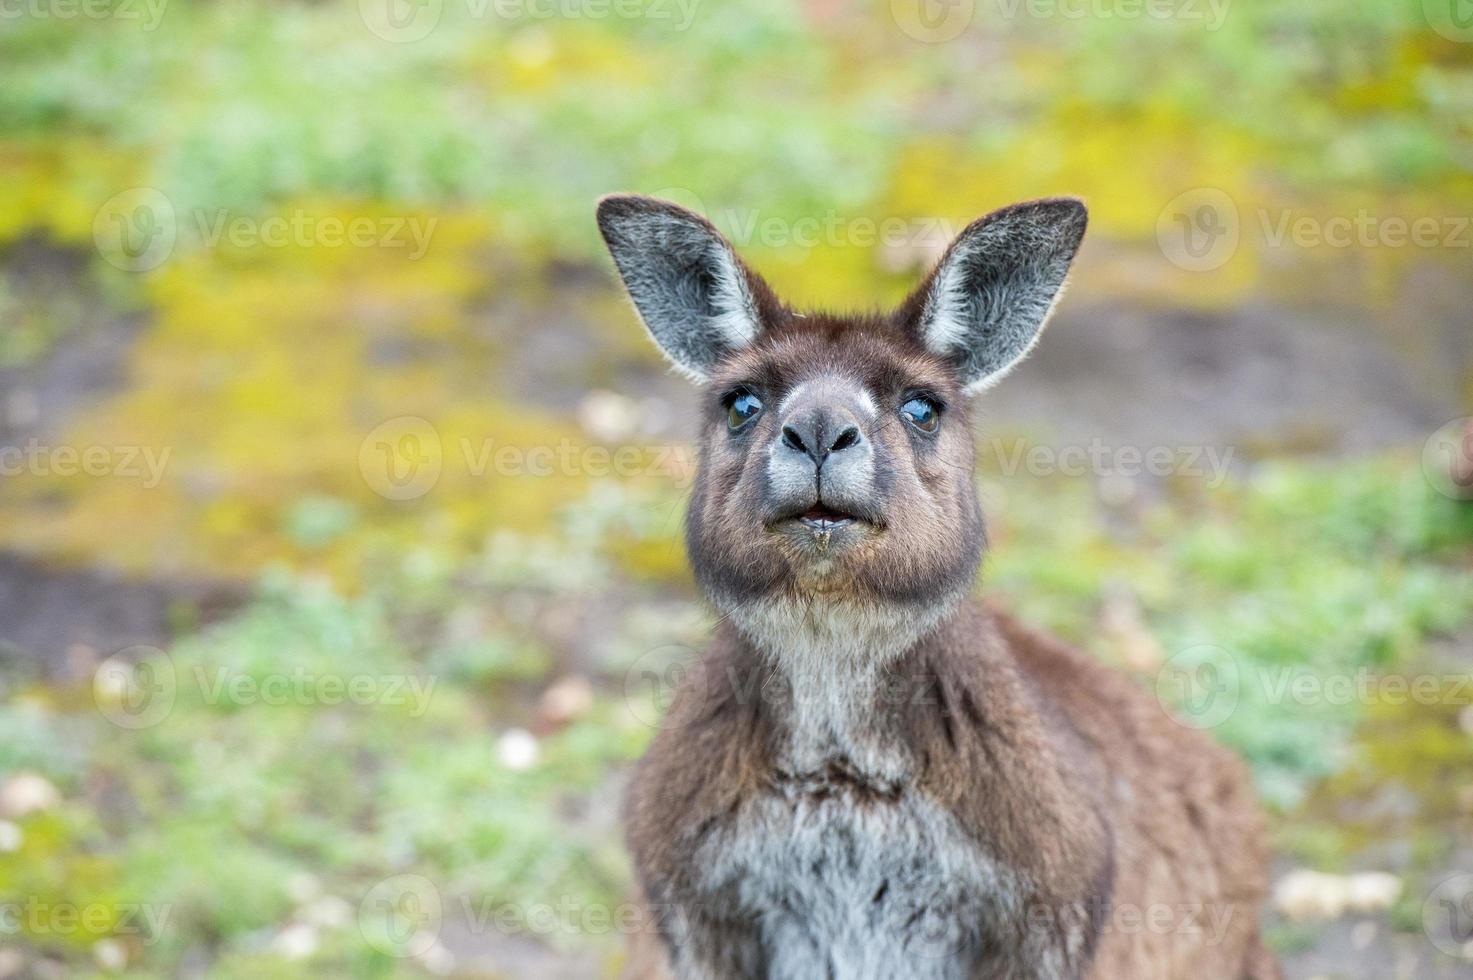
{"left": 721, "top": 591, "right": 966, "bottom": 778}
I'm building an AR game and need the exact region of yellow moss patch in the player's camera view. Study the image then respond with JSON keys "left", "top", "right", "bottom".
{"left": 0, "top": 205, "right": 596, "bottom": 582}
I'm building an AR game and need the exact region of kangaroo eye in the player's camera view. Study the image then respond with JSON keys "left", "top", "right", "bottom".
{"left": 727, "top": 391, "right": 764, "bottom": 430}
{"left": 900, "top": 396, "right": 940, "bottom": 433}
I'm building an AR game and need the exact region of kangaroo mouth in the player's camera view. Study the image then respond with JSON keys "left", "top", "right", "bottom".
{"left": 796, "top": 505, "right": 857, "bottom": 530}
{"left": 767, "top": 501, "right": 881, "bottom": 541}
{"left": 767, "top": 501, "right": 881, "bottom": 557}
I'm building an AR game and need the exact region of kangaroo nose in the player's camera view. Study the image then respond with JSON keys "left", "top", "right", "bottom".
{"left": 780, "top": 412, "right": 863, "bottom": 466}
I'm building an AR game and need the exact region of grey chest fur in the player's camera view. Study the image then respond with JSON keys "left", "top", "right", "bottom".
{"left": 691, "top": 768, "right": 1025, "bottom": 980}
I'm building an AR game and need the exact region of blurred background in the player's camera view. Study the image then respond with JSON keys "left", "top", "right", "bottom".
{"left": 1, "top": 1, "right": 1473, "bottom": 977}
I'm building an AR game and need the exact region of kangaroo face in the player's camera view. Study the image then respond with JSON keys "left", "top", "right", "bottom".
{"left": 597, "top": 195, "right": 1086, "bottom": 620}
{"left": 689, "top": 316, "right": 981, "bottom": 607}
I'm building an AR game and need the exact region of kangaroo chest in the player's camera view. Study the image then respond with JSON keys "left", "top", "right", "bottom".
{"left": 681, "top": 608, "right": 1054, "bottom": 977}
{"left": 693, "top": 761, "right": 1025, "bottom": 980}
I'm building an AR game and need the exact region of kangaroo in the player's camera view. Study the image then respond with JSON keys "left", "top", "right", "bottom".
{"left": 597, "top": 194, "right": 1279, "bottom": 980}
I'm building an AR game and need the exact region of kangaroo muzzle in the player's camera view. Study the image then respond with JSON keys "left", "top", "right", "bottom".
{"left": 763, "top": 378, "right": 884, "bottom": 546}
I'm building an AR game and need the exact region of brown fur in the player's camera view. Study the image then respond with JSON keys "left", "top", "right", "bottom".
{"left": 623, "top": 607, "right": 1278, "bottom": 979}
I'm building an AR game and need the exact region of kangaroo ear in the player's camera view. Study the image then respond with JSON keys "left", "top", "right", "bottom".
{"left": 596, "top": 194, "right": 765, "bottom": 382}
{"left": 907, "top": 198, "right": 1087, "bottom": 393}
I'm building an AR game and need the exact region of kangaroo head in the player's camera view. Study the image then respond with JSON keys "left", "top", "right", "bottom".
{"left": 597, "top": 195, "right": 1086, "bottom": 639}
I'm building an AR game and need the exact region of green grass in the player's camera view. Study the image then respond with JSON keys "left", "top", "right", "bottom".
{"left": 1, "top": 0, "right": 1469, "bottom": 280}
{"left": 989, "top": 456, "right": 1473, "bottom": 807}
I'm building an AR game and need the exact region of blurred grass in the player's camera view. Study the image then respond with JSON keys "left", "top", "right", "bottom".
{"left": 987, "top": 457, "right": 1473, "bottom": 805}
{"left": 1, "top": 0, "right": 1471, "bottom": 302}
